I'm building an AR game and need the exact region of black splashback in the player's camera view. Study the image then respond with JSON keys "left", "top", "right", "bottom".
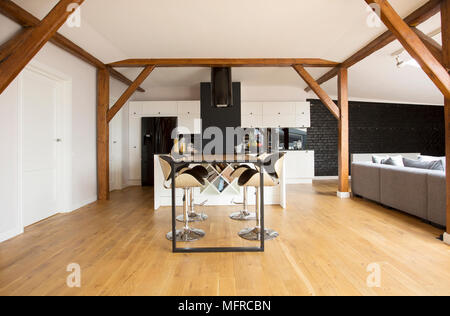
{"left": 306, "top": 99, "right": 445, "bottom": 177}
{"left": 201, "top": 82, "right": 241, "bottom": 154}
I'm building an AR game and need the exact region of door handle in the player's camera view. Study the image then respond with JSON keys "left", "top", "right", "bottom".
{"left": 56, "top": 138, "right": 62, "bottom": 142}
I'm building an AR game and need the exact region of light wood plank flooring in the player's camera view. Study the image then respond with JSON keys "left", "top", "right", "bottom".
{"left": 0, "top": 181, "right": 449, "bottom": 296}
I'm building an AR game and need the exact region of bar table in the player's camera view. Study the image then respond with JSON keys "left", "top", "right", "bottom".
{"left": 169, "top": 154, "right": 265, "bottom": 253}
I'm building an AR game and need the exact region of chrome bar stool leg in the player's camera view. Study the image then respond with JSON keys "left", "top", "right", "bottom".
{"left": 176, "top": 188, "right": 208, "bottom": 222}
{"left": 167, "top": 188, "right": 205, "bottom": 242}
{"left": 238, "top": 187, "right": 279, "bottom": 241}
{"left": 230, "top": 187, "right": 256, "bottom": 221}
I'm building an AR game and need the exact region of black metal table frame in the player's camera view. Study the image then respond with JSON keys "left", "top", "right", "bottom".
{"left": 170, "top": 157, "right": 265, "bottom": 253}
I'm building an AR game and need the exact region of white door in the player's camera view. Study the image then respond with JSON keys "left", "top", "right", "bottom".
{"left": 109, "top": 104, "right": 122, "bottom": 191}
{"left": 22, "top": 69, "right": 62, "bottom": 227}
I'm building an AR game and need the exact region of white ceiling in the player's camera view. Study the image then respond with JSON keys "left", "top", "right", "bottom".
{"left": 13, "top": 0, "right": 444, "bottom": 104}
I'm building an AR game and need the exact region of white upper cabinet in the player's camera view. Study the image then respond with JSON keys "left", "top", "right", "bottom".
{"left": 242, "top": 102, "right": 263, "bottom": 116}
{"left": 295, "top": 102, "right": 311, "bottom": 128}
{"left": 241, "top": 102, "right": 263, "bottom": 128}
{"left": 242, "top": 101, "right": 310, "bottom": 128}
{"left": 129, "top": 102, "right": 142, "bottom": 117}
{"left": 142, "top": 101, "right": 178, "bottom": 116}
{"left": 263, "top": 102, "right": 296, "bottom": 116}
{"left": 177, "top": 101, "right": 200, "bottom": 115}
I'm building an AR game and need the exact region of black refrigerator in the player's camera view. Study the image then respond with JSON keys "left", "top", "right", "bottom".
{"left": 141, "top": 117, "right": 178, "bottom": 186}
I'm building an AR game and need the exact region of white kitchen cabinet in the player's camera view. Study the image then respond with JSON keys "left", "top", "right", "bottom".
{"left": 263, "top": 115, "right": 296, "bottom": 128}
{"left": 242, "top": 115, "right": 263, "bottom": 128}
{"left": 129, "top": 147, "right": 141, "bottom": 181}
{"left": 242, "top": 102, "right": 263, "bottom": 116}
{"left": 295, "top": 102, "right": 311, "bottom": 128}
{"left": 284, "top": 151, "right": 315, "bottom": 184}
{"left": 263, "top": 102, "right": 296, "bottom": 116}
{"left": 178, "top": 113, "right": 202, "bottom": 134}
{"left": 142, "top": 101, "right": 178, "bottom": 116}
{"left": 129, "top": 102, "right": 142, "bottom": 117}
{"left": 177, "top": 101, "right": 200, "bottom": 115}
{"left": 129, "top": 117, "right": 141, "bottom": 149}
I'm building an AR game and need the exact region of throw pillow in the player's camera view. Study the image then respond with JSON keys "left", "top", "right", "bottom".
{"left": 382, "top": 156, "right": 404, "bottom": 167}
{"left": 372, "top": 155, "right": 388, "bottom": 164}
{"left": 403, "top": 158, "right": 444, "bottom": 171}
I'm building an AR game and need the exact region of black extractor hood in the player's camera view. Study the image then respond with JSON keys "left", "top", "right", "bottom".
{"left": 211, "top": 67, "right": 233, "bottom": 108}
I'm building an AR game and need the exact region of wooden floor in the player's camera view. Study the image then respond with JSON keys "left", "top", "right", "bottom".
{"left": 0, "top": 181, "right": 449, "bottom": 296}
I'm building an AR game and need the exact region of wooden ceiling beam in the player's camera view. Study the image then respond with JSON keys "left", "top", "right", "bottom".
{"left": 108, "top": 58, "right": 340, "bottom": 68}
{"left": 412, "top": 27, "right": 443, "bottom": 65}
{"left": 305, "top": 0, "right": 442, "bottom": 92}
{"left": 0, "top": 27, "right": 32, "bottom": 63}
{"left": 0, "top": 0, "right": 145, "bottom": 93}
{"left": 0, "top": 0, "right": 85, "bottom": 94}
{"left": 364, "top": 0, "right": 450, "bottom": 99}
{"left": 293, "top": 65, "right": 340, "bottom": 119}
{"left": 107, "top": 65, "right": 155, "bottom": 122}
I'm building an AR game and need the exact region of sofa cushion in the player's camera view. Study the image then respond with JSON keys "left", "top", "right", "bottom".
{"left": 419, "top": 155, "right": 446, "bottom": 171}
{"left": 427, "top": 170, "right": 446, "bottom": 226}
{"left": 379, "top": 165, "right": 428, "bottom": 219}
{"left": 403, "top": 158, "right": 445, "bottom": 171}
{"left": 372, "top": 155, "right": 388, "bottom": 164}
{"left": 351, "top": 162, "right": 381, "bottom": 202}
{"left": 382, "top": 156, "right": 404, "bottom": 167}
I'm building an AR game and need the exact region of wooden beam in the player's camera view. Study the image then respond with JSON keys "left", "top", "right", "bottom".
{"left": 364, "top": 0, "right": 450, "bottom": 98}
{"left": 0, "top": 0, "right": 145, "bottom": 93}
{"left": 0, "top": 0, "right": 85, "bottom": 94}
{"left": 293, "top": 65, "right": 340, "bottom": 119}
{"left": 107, "top": 65, "right": 155, "bottom": 122}
{"left": 305, "top": 0, "right": 442, "bottom": 92}
{"left": 441, "top": 0, "right": 450, "bottom": 235}
{"left": 109, "top": 58, "right": 340, "bottom": 68}
{"left": 107, "top": 67, "right": 145, "bottom": 93}
{"left": 412, "top": 27, "right": 443, "bottom": 65}
{"left": 97, "top": 68, "right": 110, "bottom": 201}
{"left": 0, "top": 27, "right": 32, "bottom": 63}
{"left": 338, "top": 68, "right": 349, "bottom": 195}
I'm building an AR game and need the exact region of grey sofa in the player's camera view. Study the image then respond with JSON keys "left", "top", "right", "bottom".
{"left": 351, "top": 162, "right": 446, "bottom": 227}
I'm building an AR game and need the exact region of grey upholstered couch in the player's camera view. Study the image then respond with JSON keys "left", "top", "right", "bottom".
{"left": 351, "top": 162, "right": 446, "bottom": 227}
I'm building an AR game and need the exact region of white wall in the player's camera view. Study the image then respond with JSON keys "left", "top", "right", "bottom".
{"left": 0, "top": 14, "right": 127, "bottom": 242}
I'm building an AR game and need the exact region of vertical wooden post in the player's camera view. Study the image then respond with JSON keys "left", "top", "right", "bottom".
{"left": 97, "top": 68, "right": 110, "bottom": 200}
{"left": 338, "top": 67, "right": 350, "bottom": 198}
{"left": 442, "top": 0, "right": 450, "bottom": 240}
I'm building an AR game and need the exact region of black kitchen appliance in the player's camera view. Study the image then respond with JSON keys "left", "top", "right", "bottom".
{"left": 141, "top": 117, "right": 178, "bottom": 186}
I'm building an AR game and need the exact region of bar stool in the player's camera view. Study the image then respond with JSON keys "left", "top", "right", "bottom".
{"left": 236, "top": 153, "right": 285, "bottom": 241}
{"left": 229, "top": 165, "right": 255, "bottom": 220}
{"left": 159, "top": 156, "right": 207, "bottom": 242}
{"left": 175, "top": 165, "right": 209, "bottom": 223}
{"left": 229, "top": 153, "right": 269, "bottom": 221}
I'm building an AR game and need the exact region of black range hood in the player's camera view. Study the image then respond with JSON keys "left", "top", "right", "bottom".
{"left": 211, "top": 67, "right": 233, "bottom": 108}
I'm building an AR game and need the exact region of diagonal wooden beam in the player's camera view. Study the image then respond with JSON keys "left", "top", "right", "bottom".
{"left": 0, "top": 27, "right": 32, "bottom": 63}
{"left": 0, "top": 0, "right": 84, "bottom": 94}
{"left": 412, "top": 27, "right": 443, "bottom": 65}
{"left": 0, "top": 0, "right": 145, "bottom": 93}
{"left": 364, "top": 0, "right": 450, "bottom": 99}
{"left": 107, "top": 65, "right": 155, "bottom": 122}
{"left": 305, "top": 0, "right": 442, "bottom": 92}
{"left": 293, "top": 65, "right": 340, "bottom": 119}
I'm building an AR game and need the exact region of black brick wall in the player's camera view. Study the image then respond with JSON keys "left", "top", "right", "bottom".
{"left": 306, "top": 99, "right": 445, "bottom": 177}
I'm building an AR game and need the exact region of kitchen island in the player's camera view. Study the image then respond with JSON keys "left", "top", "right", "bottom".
{"left": 154, "top": 154, "right": 286, "bottom": 210}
